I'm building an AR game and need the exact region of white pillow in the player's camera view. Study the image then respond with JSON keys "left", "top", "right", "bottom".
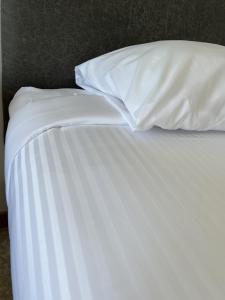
{"left": 75, "top": 40, "right": 225, "bottom": 131}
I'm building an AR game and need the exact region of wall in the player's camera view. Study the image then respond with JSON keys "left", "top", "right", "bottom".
{"left": 0, "top": 0, "right": 6, "bottom": 212}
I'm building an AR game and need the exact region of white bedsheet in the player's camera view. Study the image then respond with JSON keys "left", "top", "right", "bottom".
{"left": 6, "top": 88, "right": 225, "bottom": 300}
{"left": 5, "top": 88, "right": 126, "bottom": 194}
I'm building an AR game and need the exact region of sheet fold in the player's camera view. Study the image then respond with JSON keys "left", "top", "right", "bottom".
{"left": 5, "top": 88, "right": 127, "bottom": 197}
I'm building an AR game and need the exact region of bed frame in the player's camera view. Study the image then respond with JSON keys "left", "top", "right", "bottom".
{"left": 2, "top": 0, "right": 225, "bottom": 130}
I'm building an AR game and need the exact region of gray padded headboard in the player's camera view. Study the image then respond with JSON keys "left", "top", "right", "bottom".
{"left": 2, "top": 0, "right": 225, "bottom": 130}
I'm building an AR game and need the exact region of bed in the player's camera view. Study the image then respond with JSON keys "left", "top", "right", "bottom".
{"left": 2, "top": 1, "right": 225, "bottom": 300}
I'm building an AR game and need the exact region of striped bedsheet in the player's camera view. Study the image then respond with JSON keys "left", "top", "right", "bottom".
{"left": 6, "top": 88, "right": 225, "bottom": 300}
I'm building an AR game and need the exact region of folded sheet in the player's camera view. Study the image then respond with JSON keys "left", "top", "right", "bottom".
{"left": 5, "top": 87, "right": 127, "bottom": 195}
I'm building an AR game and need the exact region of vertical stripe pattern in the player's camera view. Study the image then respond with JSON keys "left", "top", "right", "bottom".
{"left": 7, "top": 125, "right": 225, "bottom": 300}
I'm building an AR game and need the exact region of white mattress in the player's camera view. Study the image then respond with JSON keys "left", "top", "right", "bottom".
{"left": 6, "top": 88, "right": 225, "bottom": 300}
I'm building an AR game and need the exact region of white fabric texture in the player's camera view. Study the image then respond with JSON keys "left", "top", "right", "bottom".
{"left": 6, "top": 89, "right": 225, "bottom": 299}
{"left": 75, "top": 40, "right": 225, "bottom": 131}
{"left": 5, "top": 88, "right": 127, "bottom": 193}
{"left": 9, "top": 87, "right": 101, "bottom": 118}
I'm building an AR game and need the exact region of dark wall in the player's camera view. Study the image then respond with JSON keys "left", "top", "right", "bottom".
{"left": 2, "top": 0, "right": 225, "bottom": 129}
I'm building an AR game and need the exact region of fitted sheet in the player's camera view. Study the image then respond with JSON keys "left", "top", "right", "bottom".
{"left": 6, "top": 88, "right": 225, "bottom": 300}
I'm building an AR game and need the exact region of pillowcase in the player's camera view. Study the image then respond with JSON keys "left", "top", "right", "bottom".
{"left": 75, "top": 40, "right": 225, "bottom": 131}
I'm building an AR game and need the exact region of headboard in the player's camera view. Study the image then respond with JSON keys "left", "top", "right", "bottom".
{"left": 2, "top": 0, "right": 225, "bottom": 130}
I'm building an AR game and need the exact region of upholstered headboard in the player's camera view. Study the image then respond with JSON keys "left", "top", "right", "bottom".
{"left": 2, "top": 0, "right": 225, "bottom": 130}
